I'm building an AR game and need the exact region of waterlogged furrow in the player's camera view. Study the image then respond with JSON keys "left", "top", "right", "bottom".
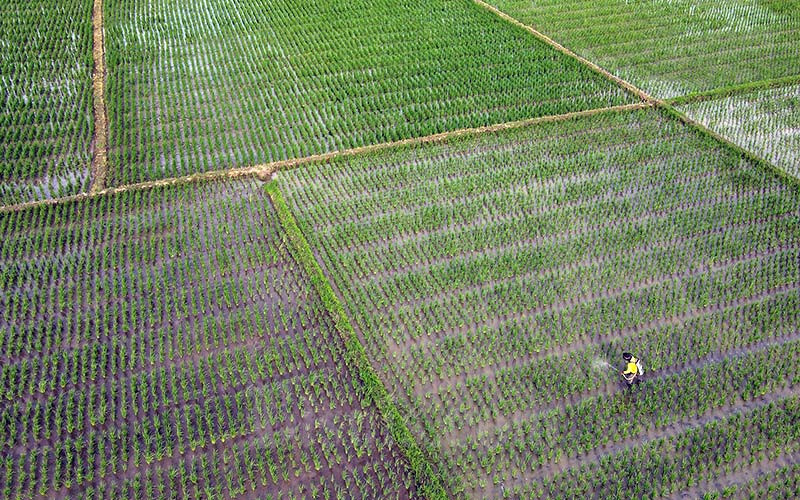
{"left": 446, "top": 339, "right": 800, "bottom": 496}
{"left": 411, "top": 290, "right": 800, "bottom": 437}
{"left": 345, "top": 183, "right": 791, "bottom": 289}
{"left": 698, "top": 461, "right": 800, "bottom": 500}
{"left": 82, "top": 409, "right": 414, "bottom": 500}
{"left": 375, "top": 242, "right": 798, "bottom": 349}
{"left": 527, "top": 396, "right": 800, "bottom": 498}
{"left": 290, "top": 115, "right": 677, "bottom": 222}
{"left": 0, "top": 0, "right": 95, "bottom": 205}
{"left": 389, "top": 243, "right": 800, "bottom": 396}
{"left": 0, "top": 191, "right": 295, "bottom": 359}
{"left": 409, "top": 290, "right": 800, "bottom": 399}
{"left": 310, "top": 138, "right": 678, "bottom": 234}
{"left": 0, "top": 312, "right": 331, "bottom": 406}
{"left": 0, "top": 179, "right": 421, "bottom": 499}
{"left": 364, "top": 209, "right": 798, "bottom": 314}
{"left": 325, "top": 148, "right": 743, "bottom": 256}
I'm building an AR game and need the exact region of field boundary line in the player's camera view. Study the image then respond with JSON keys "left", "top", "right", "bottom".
{"left": 0, "top": 102, "right": 650, "bottom": 215}
{"left": 659, "top": 104, "right": 800, "bottom": 189}
{"left": 471, "top": 0, "right": 658, "bottom": 104}
{"left": 265, "top": 181, "right": 449, "bottom": 500}
{"left": 467, "top": 0, "right": 800, "bottom": 190}
{"left": 90, "top": 0, "right": 108, "bottom": 193}
{"left": 0, "top": 165, "right": 266, "bottom": 214}
{"left": 666, "top": 74, "right": 800, "bottom": 106}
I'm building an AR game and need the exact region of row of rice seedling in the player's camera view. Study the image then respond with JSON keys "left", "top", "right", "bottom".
{"left": 276, "top": 106, "right": 800, "bottom": 497}
{"left": 446, "top": 337, "right": 800, "bottom": 491}
{"left": 526, "top": 395, "right": 800, "bottom": 498}
{"left": 702, "top": 462, "right": 800, "bottom": 499}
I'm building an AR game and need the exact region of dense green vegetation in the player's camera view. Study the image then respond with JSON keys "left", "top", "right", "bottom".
{"left": 277, "top": 107, "right": 800, "bottom": 497}
{"left": 489, "top": 0, "right": 800, "bottom": 98}
{"left": 1, "top": 0, "right": 798, "bottom": 498}
{"left": 679, "top": 83, "right": 800, "bottom": 179}
{"left": 0, "top": 0, "right": 94, "bottom": 205}
{"left": 102, "top": 0, "right": 636, "bottom": 185}
{"left": 0, "top": 180, "right": 421, "bottom": 499}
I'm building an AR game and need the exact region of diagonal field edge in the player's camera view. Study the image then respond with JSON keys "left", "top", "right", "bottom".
{"left": 265, "top": 181, "right": 450, "bottom": 500}
{"left": 666, "top": 74, "right": 800, "bottom": 106}
{"left": 470, "top": 0, "right": 658, "bottom": 104}
{"left": 0, "top": 102, "right": 650, "bottom": 215}
{"left": 90, "top": 0, "right": 109, "bottom": 193}
{"left": 470, "top": 0, "right": 800, "bottom": 189}
{"left": 660, "top": 103, "right": 800, "bottom": 188}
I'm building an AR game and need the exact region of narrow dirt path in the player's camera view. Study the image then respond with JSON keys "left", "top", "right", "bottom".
{"left": 90, "top": 0, "right": 109, "bottom": 193}
{"left": 0, "top": 102, "right": 650, "bottom": 215}
{"left": 666, "top": 73, "right": 800, "bottom": 106}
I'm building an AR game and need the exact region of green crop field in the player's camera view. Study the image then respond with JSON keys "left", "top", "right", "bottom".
{"left": 1, "top": 0, "right": 799, "bottom": 498}
{"left": 679, "top": 82, "right": 800, "bottom": 178}
{"left": 276, "top": 107, "right": 800, "bottom": 497}
{"left": 488, "top": 0, "right": 800, "bottom": 99}
{"left": 0, "top": 0, "right": 95, "bottom": 205}
{"left": 0, "top": 180, "right": 425, "bottom": 499}
{"left": 103, "top": 0, "right": 634, "bottom": 186}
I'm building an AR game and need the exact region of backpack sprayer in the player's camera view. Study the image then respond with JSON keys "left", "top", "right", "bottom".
{"left": 594, "top": 356, "right": 645, "bottom": 381}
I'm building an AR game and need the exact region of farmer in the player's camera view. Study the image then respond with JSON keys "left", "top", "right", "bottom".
{"left": 621, "top": 352, "right": 643, "bottom": 387}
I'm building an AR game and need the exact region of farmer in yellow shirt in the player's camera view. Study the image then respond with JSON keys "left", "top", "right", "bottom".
{"left": 621, "top": 352, "right": 643, "bottom": 387}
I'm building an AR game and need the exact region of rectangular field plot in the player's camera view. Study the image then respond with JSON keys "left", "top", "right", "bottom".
{"left": 679, "top": 83, "right": 800, "bottom": 179}
{"left": 103, "top": 0, "right": 636, "bottom": 186}
{"left": 276, "top": 107, "right": 800, "bottom": 498}
{"left": 0, "top": 0, "right": 95, "bottom": 206}
{"left": 488, "top": 0, "right": 800, "bottom": 99}
{"left": 0, "top": 180, "right": 420, "bottom": 499}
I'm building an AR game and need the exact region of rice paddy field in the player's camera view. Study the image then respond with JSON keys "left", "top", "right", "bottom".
{"left": 486, "top": 0, "right": 800, "bottom": 99}
{"left": 678, "top": 82, "right": 800, "bottom": 179}
{"left": 102, "top": 0, "right": 633, "bottom": 186}
{"left": 1, "top": 0, "right": 799, "bottom": 499}
{"left": 0, "top": 0, "right": 95, "bottom": 205}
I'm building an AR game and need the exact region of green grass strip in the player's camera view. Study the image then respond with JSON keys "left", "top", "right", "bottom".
{"left": 657, "top": 103, "right": 800, "bottom": 190}
{"left": 667, "top": 74, "right": 800, "bottom": 106}
{"left": 265, "top": 181, "right": 449, "bottom": 499}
